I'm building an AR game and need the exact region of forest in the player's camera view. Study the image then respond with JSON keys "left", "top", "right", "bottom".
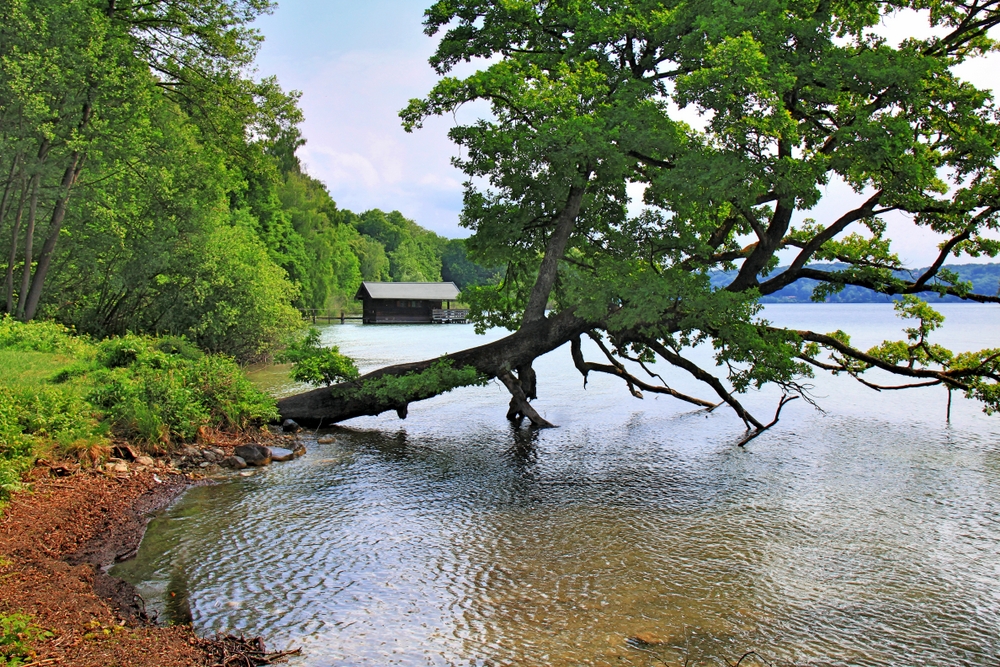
{"left": 0, "top": 0, "right": 492, "bottom": 363}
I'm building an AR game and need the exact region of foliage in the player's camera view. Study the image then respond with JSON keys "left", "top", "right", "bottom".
{"left": 336, "top": 359, "right": 489, "bottom": 405}
{"left": 0, "top": 613, "right": 51, "bottom": 667}
{"left": 0, "top": 320, "right": 277, "bottom": 470}
{"left": 386, "top": 0, "right": 1000, "bottom": 427}
{"left": 278, "top": 328, "right": 359, "bottom": 387}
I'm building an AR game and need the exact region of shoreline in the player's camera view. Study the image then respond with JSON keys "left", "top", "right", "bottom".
{"left": 0, "top": 432, "right": 300, "bottom": 667}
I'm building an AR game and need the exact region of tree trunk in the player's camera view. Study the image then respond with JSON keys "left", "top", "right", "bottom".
{"left": 277, "top": 309, "right": 592, "bottom": 426}
{"left": 522, "top": 182, "right": 588, "bottom": 325}
{"left": 22, "top": 152, "right": 84, "bottom": 321}
{"left": 15, "top": 172, "right": 40, "bottom": 318}
{"left": 4, "top": 186, "right": 27, "bottom": 314}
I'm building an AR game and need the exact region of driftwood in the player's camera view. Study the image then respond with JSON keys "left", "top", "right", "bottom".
{"left": 196, "top": 633, "right": 301, "bottom": 667}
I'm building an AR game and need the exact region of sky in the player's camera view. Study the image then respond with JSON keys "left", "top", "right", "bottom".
{"left": 252, "top": 2, "right": 999, "bottom": 266}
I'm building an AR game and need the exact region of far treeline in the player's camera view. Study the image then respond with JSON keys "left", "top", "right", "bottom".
{"left": 711, "top": 263, "right": 1000, "bottom": 303}
{"left": 0, "top": 0, "right": 494, "bottom": 362}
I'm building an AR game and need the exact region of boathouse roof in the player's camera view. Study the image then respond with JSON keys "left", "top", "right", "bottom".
{"left": 355, "top": 281, "right": 460, "bottom": 301}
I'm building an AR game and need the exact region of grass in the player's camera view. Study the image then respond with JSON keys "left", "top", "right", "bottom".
{"left": 0, "top": 316, "right": 280, "bottom": 504}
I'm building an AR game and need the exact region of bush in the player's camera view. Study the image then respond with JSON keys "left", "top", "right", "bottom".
{"left": 88, "top": 335, "right": 277, "bottom": 444}
{"left": 278, "top": 328, "right": 358, "bottom": 387}
{"left": 0, "top": 322, "right": 279, "bottom": 470}
{"left": 0, "top": 612, "right": 51, "bottom": 666}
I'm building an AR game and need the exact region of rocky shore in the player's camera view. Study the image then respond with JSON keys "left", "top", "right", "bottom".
{"left": 0, "top": 428, "right": 305, "bottom": 667}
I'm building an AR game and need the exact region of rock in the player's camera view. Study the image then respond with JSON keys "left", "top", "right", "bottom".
{"left": 627, "top": 633, "right": 668, "bottom": 647}
{"left": 106, "top": 462, "right": 128, "bottom": 473}
{"left": 316, "top": 435, "right": 336, "bottom": 444}
{"left": 269, "top": 447, "right": 295, "bottom": 462}
{"left": 210, "top": 447, "right": 226, "bottom": 457}
{"left": 112, "top": 444, "right": 140, "bottom": 461}
{"left": 199, "top": 461, "right": 211, "bottom": 468}
{"left": 281, "top": 419, "right": 302, "bottom": 433}
{"left": 201, "top": 449, "right": 221, "bottom": 463}
{"left": 221, "top": 456, "right": 247, "bottom": 470}
{"left": 135, "top": 456, "right": 155, "bottom": 467}
{"left": 178, "top": 445, "right": 200, "bottom": 457}
{"left": 238, "top": 470, "right": 254, "bottom": 477}
{"left": 234, "top": 444, "right": 271, "bottom": 467}
{"left": 292, "top": 443, "right": 306, "bottom": 458}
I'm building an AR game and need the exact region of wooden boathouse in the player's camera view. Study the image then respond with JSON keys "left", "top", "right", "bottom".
{"left": 355, "top": 282, "right": 467, "bottom": 324}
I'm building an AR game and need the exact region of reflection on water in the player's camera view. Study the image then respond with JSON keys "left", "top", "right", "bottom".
{"left": 114, "top": 305, "right": 1000, "bottom": 666}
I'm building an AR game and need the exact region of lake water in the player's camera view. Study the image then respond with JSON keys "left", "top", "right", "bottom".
{"left": 113, "top": 304, "right": 1000, "bottom": 666}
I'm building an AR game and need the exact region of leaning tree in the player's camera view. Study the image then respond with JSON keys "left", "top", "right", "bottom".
{"left": 279, "top": 0, "right": 1000, "bottom": 443}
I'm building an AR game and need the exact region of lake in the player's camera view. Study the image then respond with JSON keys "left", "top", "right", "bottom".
{"left": 112, "top": 304, "right": 1000, "bottom": 666}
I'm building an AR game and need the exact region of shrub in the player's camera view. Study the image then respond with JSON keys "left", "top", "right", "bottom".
{"left": 278, "top": 328, "right": 358, "bottom": 387}
{"left": 0, "top": 612, "right": 51, "bottom": 666}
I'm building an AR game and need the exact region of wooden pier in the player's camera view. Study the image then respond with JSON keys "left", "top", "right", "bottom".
{"left": 431, "top": 308, "right": 469, "bottom": 324}
{"left": 300, "top": 309, "right": 364, "bottom": 324}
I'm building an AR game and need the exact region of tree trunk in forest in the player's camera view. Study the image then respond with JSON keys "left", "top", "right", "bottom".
{"left": 4, "top": 186, "right": 27, "bottom": 314}
{"left": 15, "top": 173, "right": 40, "bottom": 318}
{"left": 277, "top": 309, "right": 592, "bottom": 427}
{"left": 22, "top": 152, "right": 85, "bottom": 321}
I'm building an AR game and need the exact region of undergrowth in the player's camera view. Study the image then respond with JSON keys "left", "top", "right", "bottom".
{"left": 0, "top": 317, "right": 278, "bottom": 501}
{"left": 0, "top": 612, "right": 51, "bottom": 666}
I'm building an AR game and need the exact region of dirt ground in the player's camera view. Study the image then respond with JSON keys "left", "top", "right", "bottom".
{"left": 0, "top": 464, "right": 211, "bottom": 666}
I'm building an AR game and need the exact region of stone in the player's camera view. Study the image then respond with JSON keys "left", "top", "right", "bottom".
{"left": 221, "top": 456, "right": 247, "bottom": 470}
{"left": 201, "top": 449, "right": 221, "bottom": 463}
{"left": 234, "top": 444, "right": 271, "bottom": 467}
{"left": 238, "top": 470, "right": 254, "bottom": 477}
{"left": 107, "top": 462, "right": 128, "bottom": 473}
{"left": 316, "top": 435, "right": 336, "bottom": 444}
{"left": 269, "top": 447, "right": 295, "bottom": 462}
{"left": 210, "top": 447, "right": 226, "bottom": 457}
{"left": 178, "top": 445, "right": 200, "bottom": 457}
{"left": 281, "top": 419, "right": 302, "bottom": 433}
{"left": 135, "top": 456, "right": 155, "bottom": 467}
{"left": 112, "top": 444, "right": 140, "bottom": 461}
{"left": 292, "top": 443, "right": 306, "bottom": 458}
{"left": 627, "top": 633, "right": 668, "bottom": 647}
{"left": 199, "top": 461, "right": 211, "bottom": 468}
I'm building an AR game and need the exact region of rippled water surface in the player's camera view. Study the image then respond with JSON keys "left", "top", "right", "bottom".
{"left": 114, "top": 304, "right": 1000, "bottom": 666}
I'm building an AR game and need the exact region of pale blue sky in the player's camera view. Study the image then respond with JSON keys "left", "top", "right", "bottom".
{"left": 252, "top": 3, "right": 999, "bottom": 265}
{"left": 253, "top": 0, "right": 468, "bottom": 237}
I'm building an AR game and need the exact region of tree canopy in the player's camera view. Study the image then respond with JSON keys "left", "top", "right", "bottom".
{"left": 281, "top": 0, "right": 1000, "bottom": 440}
{"left": 0, "top": 0, "right": 497, "bottom": 360}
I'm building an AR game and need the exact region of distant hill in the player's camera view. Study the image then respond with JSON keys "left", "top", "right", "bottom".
{"left": 708, "top": 263, "right": 1000, "bottom": 303}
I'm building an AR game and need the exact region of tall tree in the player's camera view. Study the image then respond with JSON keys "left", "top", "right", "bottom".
{"left": 280, "top": 0, "right": 1000, "bottom": 440}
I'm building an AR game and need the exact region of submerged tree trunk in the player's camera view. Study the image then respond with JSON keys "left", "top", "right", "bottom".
{"left": 277, "top": 309, "right": 592, "bottom": 427}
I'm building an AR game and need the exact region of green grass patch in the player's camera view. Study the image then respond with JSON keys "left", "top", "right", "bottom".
{"left": 0, "top": 317, "right": 279, "bottom": 502}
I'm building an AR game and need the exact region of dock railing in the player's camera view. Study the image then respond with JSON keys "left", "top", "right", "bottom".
{"left": 432, "top": 308, "right": 469, "bottom": 323}
{"left": 299, "top": 309, "right": 363, "bottom": 324}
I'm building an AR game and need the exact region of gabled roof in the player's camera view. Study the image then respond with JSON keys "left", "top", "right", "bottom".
{"left": 355, "top": 281, "right": 460, "bottom": 301}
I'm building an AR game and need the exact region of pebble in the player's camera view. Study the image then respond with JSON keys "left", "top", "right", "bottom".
{"left": 316, "top": 435, "right": 336, "bottom": 444}
{"left": 135, "top": 456, "right": 155, "bottom": 467}
{"left": 238, "top": 470, "right": 254, "bottom": 477}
